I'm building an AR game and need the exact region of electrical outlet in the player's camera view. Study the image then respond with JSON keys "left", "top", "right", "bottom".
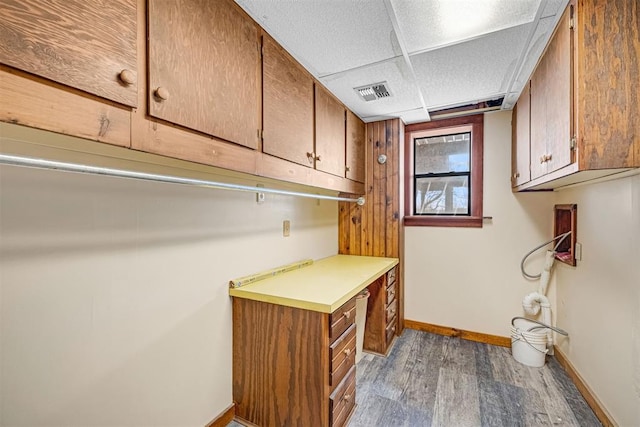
{"left": 283, "top": 220, "right": 290, "bottom": 237}
{"left": 575, "top": 242, "right": 582, "bottom": 261}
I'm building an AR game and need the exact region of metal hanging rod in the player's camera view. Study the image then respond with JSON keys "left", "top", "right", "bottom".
{"left": 0, "top": 154, "right": 366, "bottom": 205}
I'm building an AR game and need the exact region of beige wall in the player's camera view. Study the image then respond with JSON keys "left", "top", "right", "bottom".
{"left": 0, "top": 137, "right": 338, "bottom": 425}
{"left": 554, "top": 174, "right": 640, "bottom": 426}
{"left": 404, "top": 110, "right": 556, "bottom": 336}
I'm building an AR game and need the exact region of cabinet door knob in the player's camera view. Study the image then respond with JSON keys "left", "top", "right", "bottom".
{"left": 118, "top": 69, "right": 136, "bottom": 85}
{"left": 546, "top": 154, "right": 553, "bottom": 162}
{"left": 154, "top": 87, "right": 170, "bottom": 101}
{"left": 315, "top": 155, "right": 322, "bottom": 162}
{"left": 306, "top": 152, "right": 315, "bottom": 164}
{"left": 345, "top": 166, "right": 351, "bottom": 172}
{"left": 540, "top": 155, "right": 546, "bottom": 164}
{"left": 513, "top": 172, "right": 520, "bottom": 179}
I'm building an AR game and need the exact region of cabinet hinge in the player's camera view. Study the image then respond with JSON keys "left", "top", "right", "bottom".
{"left": 570, "top": 137, "right": 576, "bottom": 150}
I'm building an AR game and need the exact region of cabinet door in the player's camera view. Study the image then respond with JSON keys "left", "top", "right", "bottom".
{"left": 263, "top": 36, "right": 314, "bottom": 167}
{"left": 0, "top": 0, "right": 137, "bottom": 107}
{"left": 512, "top": 82, "right": 531, "bottom": 186}
{"left": 530, "top": 4, "right": 573, "bottom": 179}
{"left": 315, "top": 84, "right": 346, "bottom": 177}
{"left": 346, "top": 111, "right": 366, "bottom": 183}
{"left": 148, "top": 0, "right": 260, "bottom": 150}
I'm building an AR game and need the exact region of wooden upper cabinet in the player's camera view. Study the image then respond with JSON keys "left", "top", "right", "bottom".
{"left": 530, "top": 3, "right": 573, "bottom": 180}
{"left": 512, "top": 82, "right": 531, "bottom": 187}
{"left": 577, "top": 0, "right": 639, "bottom": 169}
{"left": 148, "top": 0, "right": 260, "bottom": 150}
{"left": 315, "top": 84, "right": 346, "bottom": 177}
{"left": 263, "top": 35, "right": 314, "bottom": 167}
{"left": 0, "top": 0, "right": 137, "bottom": 107}
{"left": 346, "top": 111, "right": 365, "bottom": 183}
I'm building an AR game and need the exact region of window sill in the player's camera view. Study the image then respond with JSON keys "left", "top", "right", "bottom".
{"left": 403, "top": 215, "right": 483, "bottom": 228}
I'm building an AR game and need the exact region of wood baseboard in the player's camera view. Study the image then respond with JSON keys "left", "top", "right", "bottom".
{"left": 205, "top": 403, "right": 235, "bottom": 427}
{"left": 553, "top": 346, "right": 615, "bottom": 427}
{"left": 404, "top": 319, "right": 511, "bottom": 347}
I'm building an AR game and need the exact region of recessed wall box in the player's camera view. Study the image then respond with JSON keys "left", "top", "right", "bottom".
{"left": 554, "top": 204, "right": 577, "bottom": 266}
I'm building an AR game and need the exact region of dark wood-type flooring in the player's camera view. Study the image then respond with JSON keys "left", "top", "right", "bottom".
{"left": 228, "top": 328, "right": 601, "bottom": 426}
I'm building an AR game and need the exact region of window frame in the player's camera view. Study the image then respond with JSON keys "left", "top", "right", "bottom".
{"left": 403, "top": 114, "right": 484, "bottom": 227}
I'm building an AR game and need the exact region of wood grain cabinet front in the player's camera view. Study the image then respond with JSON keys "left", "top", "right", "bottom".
{"left": 363, "top": 266, "right": 398, "bottom": 355}
{"left": 0, "top": 0, "right": 138, "bottom": 107}
{"left": 233, "top": 296, "right": 357, "bottom": 427}
{"left": 512, "top": 0, "right": 639, "bottom": 190}
{"left": 346, "top": 111, "right": 366, "bottom": 183}
{"left": 315, "top": 84, "right": 347, "bottom": 177}
{"left": 147, "top": 0, "right": 260, "bottom": 150}
{"left": 262, "top": 35, "right": 315, "bottom": 166}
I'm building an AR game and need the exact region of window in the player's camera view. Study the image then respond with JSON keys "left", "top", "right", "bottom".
{"left": 404, "top": 114, "right": 484, "bottom": 227}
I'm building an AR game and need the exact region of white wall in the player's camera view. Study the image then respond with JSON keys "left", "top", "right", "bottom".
{"left": 0, "top": 141, "right": 338, "bottom": 426}
{"left": 554, "top": 174, "right": 640, "bottom": 426}
{"left": 404, "top": 110, "right": 556, "bottom": 336}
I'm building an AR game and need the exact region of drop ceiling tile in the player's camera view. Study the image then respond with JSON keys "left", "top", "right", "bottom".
{"left": 320, "top": 57, "right": 423, "bottom": 119}
{"left": 235, "top": 0, "right": 400, "bottom": 76}
{"left": 390, "top": 0, "right": 540, "bottom": 53}
{"left": 411, "top": 23, "right": 532, "bottom": 109}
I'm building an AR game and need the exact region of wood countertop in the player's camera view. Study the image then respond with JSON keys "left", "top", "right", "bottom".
{"left": 229, "top": 254, "right": 398, "bottom": 313}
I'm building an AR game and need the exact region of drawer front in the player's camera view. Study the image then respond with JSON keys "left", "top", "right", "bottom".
{"left": 386, "top": 298, "right": 397, "bottom": 323}
{"left": 329, "top": 365, "right": 356, "bottom": 427}
{"left": 386, "top": 316, "right": 397, "bottom": 345}
{"left": 330, "top": 297, "right": 356, "bottom": 342}
{"left": 387, "top": 266, "right": 396, "bottom": 287}
{"left": 329, "top": 324, "right": 356, "bottom": 388}
{"left": 386, "top": 280, "right": 396, "bottom": 305}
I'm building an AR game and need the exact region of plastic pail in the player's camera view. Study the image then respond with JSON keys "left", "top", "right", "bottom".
{"left": 511, "top": 317, "right": 548, "bottom": 367}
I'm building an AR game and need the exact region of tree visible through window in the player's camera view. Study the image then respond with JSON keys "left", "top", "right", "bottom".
{"left": 404, "top": 114, "right": 484, "bottom": 227}
{"left": 414, "top": 132, "right": 471, "bottom": 215}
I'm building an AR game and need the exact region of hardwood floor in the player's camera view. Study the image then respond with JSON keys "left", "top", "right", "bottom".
{"left": 350, "top": 329, "right": 601, "bottom": 426}
{"left": 228, "top": 328, "right": 601, "bottom": 426}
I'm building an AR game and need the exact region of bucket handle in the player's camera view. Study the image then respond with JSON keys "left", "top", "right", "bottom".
{"left": 513, "top": 332, "right": 549, "bottom": 355}
{"left": 511, "top": 316, "right": 569, "bottom": 336}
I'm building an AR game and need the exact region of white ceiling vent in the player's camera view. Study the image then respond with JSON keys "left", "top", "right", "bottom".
{"left": 354, "top": 81, "right": 392, "bottom": 102}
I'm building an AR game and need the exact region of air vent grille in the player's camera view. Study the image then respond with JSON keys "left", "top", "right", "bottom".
{"left": 354, "top": 81, "right": 392, "bottom": 102}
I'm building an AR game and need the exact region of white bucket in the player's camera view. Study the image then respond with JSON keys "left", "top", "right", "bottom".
{"left": 355, "top": 290, "right": 370, "bottom": 364}
{"left": 511, "top": 317, "right": 548, "bottom": 367}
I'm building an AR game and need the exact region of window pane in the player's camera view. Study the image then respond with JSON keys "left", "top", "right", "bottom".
{"left": 414, "top": 132, "right": 470, "bottom": 174}
{"left": 415, "top": 175, "right": 469, "bottom": 215}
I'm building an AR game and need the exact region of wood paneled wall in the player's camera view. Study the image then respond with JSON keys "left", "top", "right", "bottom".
{"left": 339, "top": 118, "right": 404, "bottom": 332}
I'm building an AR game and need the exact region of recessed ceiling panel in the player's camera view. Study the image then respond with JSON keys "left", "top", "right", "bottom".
{"left": 235, "top": 0, "right": 400, "bottom": 76}
{"left": 320, "top": 57, "right": 423, "bottom": 118}
{"left": 411, "top": 24, "right": 532, "bottom": 110}
{"left": 390, "top": 0, "right": 540, "bottom": 53}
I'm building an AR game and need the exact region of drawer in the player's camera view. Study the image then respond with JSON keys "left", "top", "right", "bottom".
{"left": 329, "top": 324, "right": 356, "bottom": 388}
{"left": 386, "top": 315, "right": 397, "bottom": 345}
{"left": 330, "top": 297, "right": 356, "bottom": 342}
{"left": 387, "top": 267, "right": 396, "bottom": 287}
{"left": 385, "top": 298, "right": 397, "bottom": 323}
{"left": 386, "top": 280, "right": 396, "bottom": 305}
{"left": 329, "top": 365, "right": 356, "bottom": 427}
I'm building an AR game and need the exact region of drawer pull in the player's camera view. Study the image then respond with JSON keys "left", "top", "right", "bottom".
{"left": 118, "top": 69, "right": 135, "bottom": 85}
{"left": 343, "top": 310, "right": 351, "bottom": 319}
{"left": 343, "top": 348, "right": 352, "bottom": 356}
{"left": 154, "top": 86, "right": 170, "bottom": 101}
{"left": 343, "top": 393, "right": 352, "bottom": 402}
